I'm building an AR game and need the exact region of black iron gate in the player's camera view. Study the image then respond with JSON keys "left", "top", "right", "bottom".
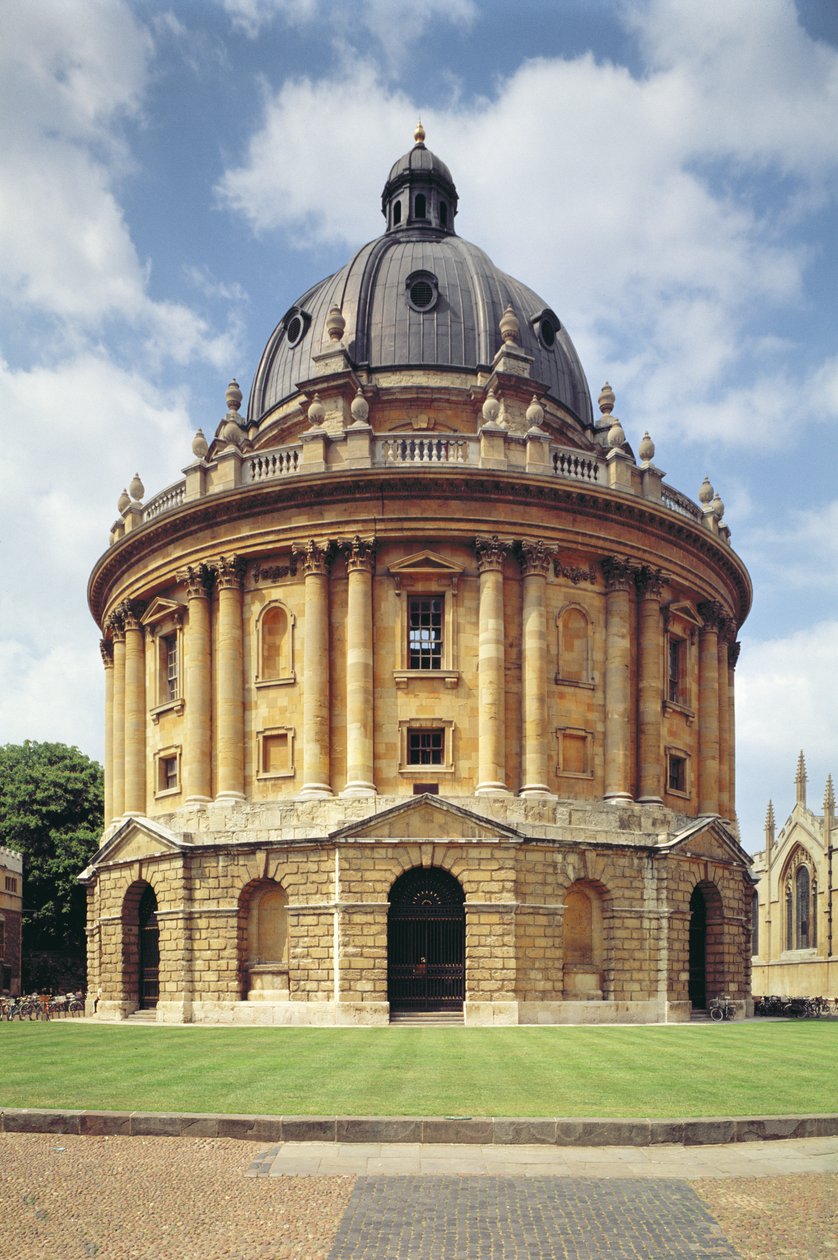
{"left": 138, "top": 884, "right": 160, "bottom": 1009}
{"left": 388, "top": 867, "right": 465, "bottom": 1011}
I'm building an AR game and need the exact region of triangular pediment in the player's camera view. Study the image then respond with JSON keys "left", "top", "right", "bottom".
{"left": 141, "top": 597, "right": 185, "bottom": 627}
{"left": 331, "top": 795, "right": 523, "bottom": 842}
{"left": 388, "top": 550, "right": 463, "bottom": 576}
{"left": 666, "top": 600, "right": 702, "bottom": 628}
{"left": 664, "top": 816, "right": 751, "bottom": 869}
{"left": 80, "top": 816, "right": 185, "bottom": 877}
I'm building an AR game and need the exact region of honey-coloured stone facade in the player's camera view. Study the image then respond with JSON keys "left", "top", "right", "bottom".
{"left": 0, "top": 847, "right": 23, "bottom": 995}
{"left": 83, "top": 132, "right": 754, "bottom": 1024}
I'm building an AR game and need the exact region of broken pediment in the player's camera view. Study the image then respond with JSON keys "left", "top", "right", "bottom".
{"left": 82, "top": 817, "right": 184, "bottom": 874}
{"left": 331, "top": 795, "right": 523, "bottom": 843}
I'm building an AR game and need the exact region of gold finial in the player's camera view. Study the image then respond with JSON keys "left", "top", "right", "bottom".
{"left": 414, "top": 119, "right": 425, "bottom": 145}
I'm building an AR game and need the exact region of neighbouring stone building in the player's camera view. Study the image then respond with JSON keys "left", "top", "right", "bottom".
{"left": 751, "top": 752, "right": 838, "bottom": 998}
{"left": 82, "top": 127, "right": 754, "bottom": 1025}
{"left": 0, "top": 847, "right": 23, "bottom": 995}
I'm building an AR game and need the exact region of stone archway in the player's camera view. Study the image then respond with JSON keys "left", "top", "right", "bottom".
{"left": 387, "top": 867, "right": 465, "bottom": 1012}
{"left": 121, "top": 882, "right": 160, "bottom": 1011}
{"left": 688, "top": 881, "right": 723, "bottom": 1009}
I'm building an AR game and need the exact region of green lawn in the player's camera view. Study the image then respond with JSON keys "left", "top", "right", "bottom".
{"left": 1, "top": 1022, "right": 835, "bottom": 1119}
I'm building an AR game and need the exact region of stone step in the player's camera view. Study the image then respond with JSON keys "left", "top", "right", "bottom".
{"left": 389, "top": 1011, "right": 464, "bottom": 1026}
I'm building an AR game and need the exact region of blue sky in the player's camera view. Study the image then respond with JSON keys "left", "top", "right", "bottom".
{"left": 2, "top": 0, "right": 837, "bottom": 851}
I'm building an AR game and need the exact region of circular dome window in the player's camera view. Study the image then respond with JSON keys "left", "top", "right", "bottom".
{"left": 406, "top": 270, "right": 439, "bottom": 313}
{"left": 282, "top": 307, "right": 311, "bottom": 348}
{"left": 533, "top": 309, "right": 561, "bottom": 350}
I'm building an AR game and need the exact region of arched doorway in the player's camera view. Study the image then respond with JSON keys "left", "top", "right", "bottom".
{"left": 688, "top": 881, "right": 723, "bottom": 1010}
{"left": 388, "top": 867, "right": 465, "bottom": 1012}
{"left": 138, "top": 884, "right": 160, "bottom": 1009}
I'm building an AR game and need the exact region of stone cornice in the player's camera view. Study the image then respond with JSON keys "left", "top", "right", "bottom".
{"left": 89, "top": 467, "right": 752, "bottom": 626}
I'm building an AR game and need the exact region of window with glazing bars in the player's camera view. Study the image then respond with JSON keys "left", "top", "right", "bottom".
{"left": 408, "top": 596, "right": 443, "bottom": 669}
{"left": 407, "top": 728, "right": 444, "bottom": 765}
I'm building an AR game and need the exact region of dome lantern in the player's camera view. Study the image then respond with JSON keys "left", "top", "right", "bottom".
{"left": 380, "top": 124, "right": 458, "bottom": 234}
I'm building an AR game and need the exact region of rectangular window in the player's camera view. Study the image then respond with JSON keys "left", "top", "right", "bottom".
{"left": 407, "top": 727, "right": 445, "bottom": 765}
{"left": 667, "top": 753, "right": 687, "bottom": 794}
{"left": 408, "top": 596, "right": 443, "bottom": 670}
{"left": 158, "top": 755, "right": 178, "bottom": 793}
{"left": 4, "top": 876, "right": 16, "bottom": 893}
{"left": 668, "top": 638, "right": 684, "bottom": 704}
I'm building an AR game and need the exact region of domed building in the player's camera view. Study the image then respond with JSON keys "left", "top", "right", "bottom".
{"left": 83, "top": 127, "right": 753, "bottom": 1024}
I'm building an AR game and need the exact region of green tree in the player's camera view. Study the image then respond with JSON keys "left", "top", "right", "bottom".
{"left": 0, "top": 741, "right": 103, "bottom": 956}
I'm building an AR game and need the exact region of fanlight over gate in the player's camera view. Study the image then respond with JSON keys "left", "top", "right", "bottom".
{"left": 387, "top": 866, "right": 465, "bottom": 1012}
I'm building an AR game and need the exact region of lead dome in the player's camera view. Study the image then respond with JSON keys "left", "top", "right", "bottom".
{"left": 248, "top": 130, "right": 593, "bottom": 427}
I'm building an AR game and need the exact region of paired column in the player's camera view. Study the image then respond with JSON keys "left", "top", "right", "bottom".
{"left": 519, "top": 541, "right": 552, "bottom": 797}
{"left": 475, "top": 536, "right": 511, "bottom": 796}
{"left": 697, "top": 601, "right": 722, "bottom": 815}
{"left": 108, "top": 616, "right": 126, "bottom": 820}
{"left": 100, "top": 640, "right": 114, "bottom": 823}
{"left": 717, "top": 619, "right": 733, "bottom": 820}
{"left": 123, "top": 601, "right": 146, "bottom": 816}
{"left": 182, "top": 565, "right": 213, "bottom": 804}
{"left": 601, "top": 558, "right": 634, "bottom": 802}
{"left": 636, "top": 568, "right": 664, "bottom": 803}
{"left": 342, "top": 537, "right": 376, "bottom": 797}
{"left": 296, "top": 541, "right": 333, "bottom": 798}
{"left": 215, "top": 556, "right": 246, "bottom": 802}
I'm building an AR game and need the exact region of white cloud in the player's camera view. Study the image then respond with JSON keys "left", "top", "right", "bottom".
{"left": 0, "top": 641, "right": 103, "bottom": 762}
{"left": 0, "top": 0, "right": 236, "bottom": 367}
{"left": 217, "top": 16, "right": 836, "bottom": 453}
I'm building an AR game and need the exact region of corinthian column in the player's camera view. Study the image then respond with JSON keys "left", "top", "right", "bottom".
{"left": 100, "top": 639, "right": 114, "bottom": 823}
{"left": 181, "top": 565, "right": 212, "bottom": 804}
{"left": 109, "top": 614, "right": 126, "bottom": 819}
{"left": 123, "top": 601, "right": 147, "bottom": 816}
{"left": 697, "top": 601, "right": 722, "bottom": 815}
{"left": 728, "top": 639, "right": 740, "bottom": 821}
{"left": 601, "top": 557, "right": 634, "bottom": 802}
{"left": 475, "top": 535, "right": 511, "bottom": 796}
{"left": 295, "top": 540, "right": 333, "bottom": 799}
{"left": 342, "top": 537, "right": 376, "bottom": 797}
{"left": 636, "top": 567, "right": 664, "bottom": 803}
{"left": 215, "top": 556, "right": 246, "bottom": 802}
{"left": 717, "top": 618, "right": 732, "bottom": 820}
{"left": 519, "top": 540, "right": 552, "bottom": 797}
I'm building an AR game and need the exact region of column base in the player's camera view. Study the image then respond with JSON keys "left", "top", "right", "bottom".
{"left": 475, "top": 782, "right": 511, "bottom": 797}
{"left": 519, "top": 784, "right": 555, "bottom": 799}
{"left": 214, "top": 791, "right": 246, "bottom": 804}
{"left": 636, "top": 795, "right": 663, "bottom": 805}
{"left": 185, "top": 795, "right": 212, "bottom": 806}
{"left": 298, "top": 783, "right": 334, "bottom": 800}
{"left": 340, "top": 782, "right": 377, "bottom": 798}
{"left": 603, "top": 791, "right": 634, "bottom": 803}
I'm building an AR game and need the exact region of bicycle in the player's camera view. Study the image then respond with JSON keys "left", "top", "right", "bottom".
{"left": 709, "top": 994, "right": 735, "bottom": 1021}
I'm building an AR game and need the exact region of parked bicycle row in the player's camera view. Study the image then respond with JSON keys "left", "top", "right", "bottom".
{"left": 753, "top": 994, "right": 835, "bottom": 1017}
{"left": 1, "top": 991, "right": 84, "bottom": 1020}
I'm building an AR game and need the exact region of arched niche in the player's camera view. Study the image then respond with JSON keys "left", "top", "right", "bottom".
{"left": 239, "top": 879, "right": 289, "bottom": 1001}
{"left": 256, "top": 601, "right": 295, "bottom": 684}
{"left": 556, "top": 604, "right": 593, "bottom": 686}
{"left": 562, "top": 880, "right": 605, "bottom": 1000}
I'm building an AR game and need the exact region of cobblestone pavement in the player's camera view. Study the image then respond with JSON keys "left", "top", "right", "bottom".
{"left": 1, "top": 1133, "right": 836, "bottom": 1259}
{"left": 327, "top": 1176, "right": 738, "bottom": 1259}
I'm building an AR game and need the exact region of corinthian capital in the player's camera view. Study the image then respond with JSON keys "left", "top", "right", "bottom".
{"left": 341, "top": 536, "right": 376, "bottom": 573}
{"left": 120, "top": 598, "right": 146, "bottom": 632}
{"left": 600, "top": 556, "right": 635, "bottom": 593}
{"left": 474, "top": 534, "right": 512, "bottom": 572}
{"left": 292, "top": 539, "right": 333, "bottom": 576}
{"left": 518, "top": 539, "right": 553, "bottom": 577}
{"left": 214, "top": 555, "right": 247, "bottom": 590}
{"left": 179, "top": 564, "right": 212, "bottom": 600}
{"left": 697, "top": 599, "right": 726, "bottom": 632}
{"left": 99, "top": 639, "right": 114, "bottom": 668}
{"left": 635, "top": 566, "right": 665, "bottom": 599}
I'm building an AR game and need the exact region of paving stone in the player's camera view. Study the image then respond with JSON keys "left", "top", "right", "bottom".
{"left": 326, "top": 1176, "right": 741, "bottom": 1259}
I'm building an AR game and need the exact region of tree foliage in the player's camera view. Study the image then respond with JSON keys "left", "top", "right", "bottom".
{"left": 0, "top": 741, "right": 103, "bottom": 954}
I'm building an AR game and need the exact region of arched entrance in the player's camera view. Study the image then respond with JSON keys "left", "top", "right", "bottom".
{"left": 388, "top": 867, "right": 465, "bottom": 1012}
{"left": 138, "top": 884, "right": 160, "bottom": 1009}
{"left": 688, "top": 881, "right": 723, "bottom": 1010}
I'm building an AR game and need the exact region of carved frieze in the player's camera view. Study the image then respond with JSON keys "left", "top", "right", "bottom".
{"left": 555, "top": 558, "right": 598, "bottom": 585}
{"left": 252, "top": 558, "right": 298, "bottom": 583}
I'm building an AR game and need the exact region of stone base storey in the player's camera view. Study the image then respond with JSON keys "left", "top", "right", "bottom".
{"left": 81, "top": 795, "right": 753, "bottom": 1027}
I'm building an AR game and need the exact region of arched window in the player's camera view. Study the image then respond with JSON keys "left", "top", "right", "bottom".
{"left": 440, "top": 201, "right": 448, "bottom": 228}
{"left": 557, "top": 606, "right": 592, "bottom": 684}
{"left": 796, "top": 865, "right": 810, "bottom": 949}
{"left": 257, "top": 602, "right": 294, "bottom": 682}
{"left": 785, "top": 883, "right": 793, "bottom": 950}
{"left": 751, "top": 889, "right": 759, "bottom": 956}
{"left": 812, "top": 878, "right": 818, "bottom": 948}
{"left": 414, "top": 193, "right": 426, "bottom": 219}
{"left": 393, "top": 199, "right": 402, "bottom": 226}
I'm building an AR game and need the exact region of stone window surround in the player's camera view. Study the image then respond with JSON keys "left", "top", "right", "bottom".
{"left": 399, "top": 718, "right": 455, "bottom": 775}
{"left": 391, "top": 558, "right": 461, "bottom": 689}
{"left": 666, "top": 745, "right": 690, "bottom": 797}
{"left": 663, "top": 602, "right": 701, "bottom": 719}
{"left": 555, "top": 726, "right": 594, "bottom": 778}
{"left": 154, "top": 744, "right": 182, "bottom": 798}
{"left": 142, "top": 600, "right": 186, "bottom": 722}
{"left": 256, "top": 726, "right": 296, "bottom": 779}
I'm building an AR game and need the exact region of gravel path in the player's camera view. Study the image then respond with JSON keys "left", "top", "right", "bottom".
{"left": 2, "top": 1133, "right": 835, "bottom": 1259}
{"left": 0, "top": 1134, "right": 353, "bottom": 1259}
